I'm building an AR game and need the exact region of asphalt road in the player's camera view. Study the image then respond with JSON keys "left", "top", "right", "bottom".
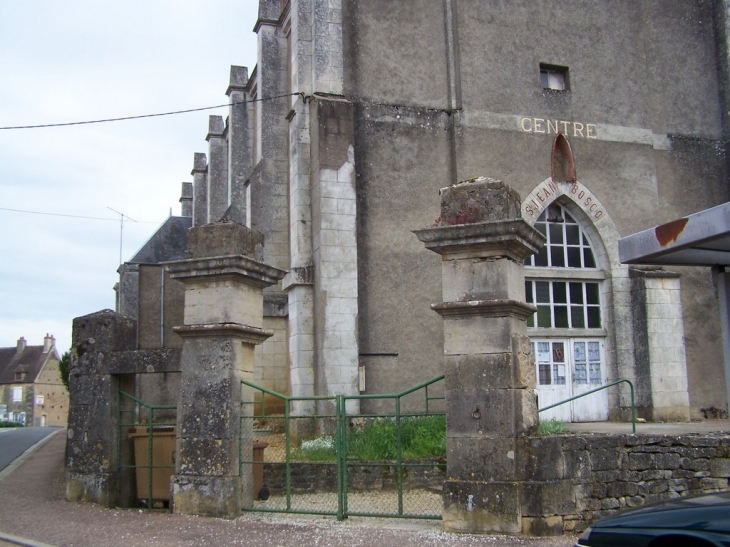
{"left": 0, "top": 427, "right": 57, "bottom": 472}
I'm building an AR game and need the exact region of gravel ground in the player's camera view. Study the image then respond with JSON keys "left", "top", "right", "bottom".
{"left": 0, "top": 431, "right": 578, "bottom": 547}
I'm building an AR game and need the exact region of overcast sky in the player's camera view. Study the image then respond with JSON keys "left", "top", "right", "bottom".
{"left": 0, "top": 1, "right": 259, "bottom": 353}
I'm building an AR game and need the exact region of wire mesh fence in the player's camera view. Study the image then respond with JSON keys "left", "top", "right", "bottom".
{"left": 241, "top": 375, "right": 446, "bottom": 520}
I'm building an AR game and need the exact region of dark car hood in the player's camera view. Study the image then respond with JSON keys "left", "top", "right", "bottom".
{"left": 592, "top": 492, "right": 730, "bottom": 534}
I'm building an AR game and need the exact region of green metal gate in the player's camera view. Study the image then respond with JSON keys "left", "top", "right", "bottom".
{"left": 240, "top": 375, "right": 445, "bottom": 520}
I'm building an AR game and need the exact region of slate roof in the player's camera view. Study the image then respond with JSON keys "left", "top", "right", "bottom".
{"left": 0, "top": 344, "right": 56, "bottom": 385}
{"left": 128, "top": 216, "right": 192, "bottom": 265}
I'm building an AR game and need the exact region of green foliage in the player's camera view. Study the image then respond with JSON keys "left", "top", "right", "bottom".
{"left": 59, "top": 351, "right": 70, "bottom": 392}
{"left": 293, "top": 415, "right": 446, "bottom": 462}
{"left": 538, "top": 418, "right": 567, "bottom": 435}
{"left": 0, "top": 421, "right": 24, "bottom": 428}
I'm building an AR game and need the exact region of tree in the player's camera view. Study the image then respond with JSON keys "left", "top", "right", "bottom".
{"left": 59, "top": 351, "right": 70, "bottom": 392}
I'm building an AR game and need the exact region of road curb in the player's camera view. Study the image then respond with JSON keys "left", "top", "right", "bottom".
{"left": 0, "top": 429, "right": 63, "bottom": 484}
{"left": 0, "top": 531, "right": 57, "bottom": 547}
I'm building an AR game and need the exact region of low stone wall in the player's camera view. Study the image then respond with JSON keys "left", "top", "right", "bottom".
{"left": 262, "top": 459, "right": 446, "bottom": 494}
{"left": 521, "top": 432, "right": 730, "bottom": 535}
{"left": 261, "top": 433, "right": 730, "bottom": 535}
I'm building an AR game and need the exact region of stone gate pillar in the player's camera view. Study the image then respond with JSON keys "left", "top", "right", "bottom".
{"left": 414, "top": 177, "right": 545, "bottom": 534}
{"left": 165, "top": 221, "right": 285, "bottom": 518}
{"left": 66, "top": 310, "right": 136, "bottom": 507}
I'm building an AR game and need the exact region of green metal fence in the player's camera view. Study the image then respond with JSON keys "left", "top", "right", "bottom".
{"left": 240, "top": 375, "right": 446, "bottom": 520}
{"left": 537, "top": 378, "right": 637, "bottom": 433}
{"left": 118, "top": 390, "right": 177, "bottom": 509}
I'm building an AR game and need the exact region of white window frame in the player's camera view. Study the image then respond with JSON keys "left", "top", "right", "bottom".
{"left": 12, "top": 386, "right": 23, "bottom": 403}
{"left": 540, "top": 64, "right": 569, "bottom": 91}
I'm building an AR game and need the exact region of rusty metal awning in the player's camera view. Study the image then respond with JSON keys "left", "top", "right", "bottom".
{"left": 619, "top": 201, "right": 730, "bottom": 430}
{"left": 619, "top": 202, "right": 730, "bottom": 266}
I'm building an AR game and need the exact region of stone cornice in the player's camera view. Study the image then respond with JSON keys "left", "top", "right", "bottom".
{"left": 413, "top": 219, "right": 546, "bottom": 261}
{"left": 431, "top": 299, "right": 537, "bottom": 320}
{"left": 173, "top": 323, "right": 273, "bottom": 344}
{"left": 164, "top": 255, "right": 286, "bottom": 288}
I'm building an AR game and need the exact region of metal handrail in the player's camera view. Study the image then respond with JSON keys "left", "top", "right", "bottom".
{"left": 537, "top": 378, "right": 636, "bottom": 434}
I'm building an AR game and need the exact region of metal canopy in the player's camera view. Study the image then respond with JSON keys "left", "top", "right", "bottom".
{"left": 618, "top": 201, "right": 730, "bottom": 429}
{"left": 619, "top": 202, "right": 730, "bottom": 266}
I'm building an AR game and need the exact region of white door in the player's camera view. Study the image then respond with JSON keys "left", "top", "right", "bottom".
{"left": 532, "top": 340, "right": 571, "bottom": 422}
{"left": 570, "top": 339, "right": 608, "bottom": 422}
{"left": 533, "top": 338, "right": 608, "bottom": 422}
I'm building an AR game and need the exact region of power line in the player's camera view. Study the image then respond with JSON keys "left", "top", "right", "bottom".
{"left": 0, "top": 206, "right": 158, "bottom": 223}
{"left": 0, "top": 92, "right": 303, "bottom": 130}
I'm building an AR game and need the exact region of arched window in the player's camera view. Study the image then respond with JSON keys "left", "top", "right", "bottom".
{"left": 525, "top": 203, "right": 601, "bottom": 330}
{"left": 524, "top": 201, "right": 608, "bottom": 422}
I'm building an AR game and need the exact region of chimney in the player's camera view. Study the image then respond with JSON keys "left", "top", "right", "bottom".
{"left": 180, "top": 182, "right": 193, "bottom": 217}
{"left": 16, "top": 336, "right": 26, "bottom": 354}
{"left": 43, "top": 333, "right": 54, "bottom": 353}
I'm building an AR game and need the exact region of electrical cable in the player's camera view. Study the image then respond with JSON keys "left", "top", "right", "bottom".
{"left": 0, "top": 92, "right": 304, "bottom": 130}
{"left": 0, "top": 207, "right": 158, "bottom": 223}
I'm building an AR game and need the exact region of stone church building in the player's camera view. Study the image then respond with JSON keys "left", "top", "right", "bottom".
{"left": 116, "top": 0, "right": 730, "bottom": 423}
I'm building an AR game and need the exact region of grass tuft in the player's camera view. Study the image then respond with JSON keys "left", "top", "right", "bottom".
{"left": 537, "top": 418, "right": 568, "bottom": 435}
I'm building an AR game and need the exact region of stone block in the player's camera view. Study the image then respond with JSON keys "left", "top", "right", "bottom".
{"left": 654, "top": 452, "right": 682, "bottom": 470}
{"left": 564, "top": 448, "right": 591, "bottom": 480}
{"left": 447, "top": 437, "right": 517, "bottom": 481}
{"left": 65, "top": 471, "right": 119, "bottom": 508}
{"left": 522, "top": 480, "right": 576, "bottom": 516}
{"left": 605, "top": 481, "right": 639, "bottom": 498}
{"left": 175, "top": 437, "right": 237, "bottom": 476}
{"left": 515, "top": 436, "right": 565, "bottom": 481}
{"left": 439, "top": 178, "right": 522, "bottom": 225}
{"left": 442, "top": 479, "right": 521, "bottom": 534}
{"left": 512, "top": 333, "right": 538, "bottom": 387}
{"left": 444, "top": 352, "right": 533, "bottom": 390}
{"left": 72, "top": 310, "right": 137, "bottom": 358}
{"left": 178, "top": 379, "right": 238, "bottom": 439}
{"left": 441, "top": 258, "right": 526, "bottom": 303}
{"left": 171, "top": 475, "right": 243, "bottom": 518}
{"left": 592, "top": 448, "right": 621, "bottom": 471}
{"left": 186, "top": 221, "right": 264, "bottom": 261}
{"left": 710, "top": 458, "right": 730, "bottom": 477}
{"left": 521, "top": 516, "right": 565, "bottom": 536}
{"left": 446, "top": 388, "right": 537, "bottom": 437}
{"left": 184, "top": 280, "right": 264, "bottom": 326}
{"left": 443, "top": 315, "right": 527, "bottom": 355}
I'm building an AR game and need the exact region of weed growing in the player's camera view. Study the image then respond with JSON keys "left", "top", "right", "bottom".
{"left": 537, "top": 418, "right": 567, "bottom": 435}
{"left": 292, "top": 414, "right": 446, "bottom": 461}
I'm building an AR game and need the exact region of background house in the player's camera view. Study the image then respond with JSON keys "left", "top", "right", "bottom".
{"left": 115, "top": 0, "right": 730, "bottom": 423}
{"left": 0, "top": 335, "right": 68, "bottom": 427}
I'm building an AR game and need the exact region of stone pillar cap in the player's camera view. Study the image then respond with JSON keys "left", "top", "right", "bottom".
{"left": 173, "top": 323, "right": 274, "bottom": 345}
{"left": 165, "top": 255, "right": 286, "bottom": 289}
{"left": 413, "top": 220, "right": 545, "bottom": 261}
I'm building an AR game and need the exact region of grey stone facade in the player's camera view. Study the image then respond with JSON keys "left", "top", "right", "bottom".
{"left": 122, "top": 0, "right": 730, "bottom": 423}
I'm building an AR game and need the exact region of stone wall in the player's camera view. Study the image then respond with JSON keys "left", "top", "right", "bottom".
{"left": 260, "top": 432, "right": 730, "bottom": 535}
{"left": 521, "top": 432, "right": 730, "bottom": 535}
{"left": 262, "top": 459, "right": 446, "bottom": 495}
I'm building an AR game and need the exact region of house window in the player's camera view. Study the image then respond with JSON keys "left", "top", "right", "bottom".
{"left": 12, "top": 386, "right": 23, "bottom": 402}
{"left": 540, "top": 64, "right": 569, "bottom": 91}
